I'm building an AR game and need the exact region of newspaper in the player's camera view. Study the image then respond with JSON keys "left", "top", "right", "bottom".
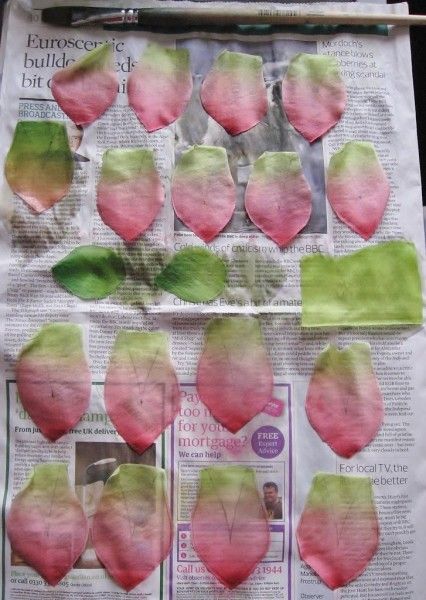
{"left": 0, "top": 1, "right": 425, "bottom": 599}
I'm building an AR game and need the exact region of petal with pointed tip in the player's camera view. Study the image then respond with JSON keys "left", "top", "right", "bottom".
{"left": 306, "top": 343, "right": 384, "bottom": 457}
{"left": 172, "top": 146, "right": 236, "bottom": 242}
{"left": 297, "top": 473, "right": 379, "bottom": 589}
{"left": 16, "top": 323, "right": 91, "bottom": 441}
{"left": 201, "top": 50, "right": 267, "bottom": 135}
{"left": 192, "top": 466, "right": 269, "bottom": 589}
{"left": 7, "top": 463, "right": 88, "bottom": 585}
{"left": 245, "top": 152, "right": 312, "bottom": 246}
{"left": 104, "top": 331, "right": 180, "bottom": 453}
{"left": 327, "top": 142, "right": 390, "bottom": 239}
{"left": 196, "top": 317, "right": 273, "bottom": 433}
{"left": 97, "top": 148, "right": 164, "bottom": 242}
{"left": 282, "top": 53, "right": 346, "bottom": 142}
{"left": 92, "top": 464, "right": 172, "bottom": 591}
{"left": 128, "top": 43, "right": 192, "bottom": 132}
{"left": 52, "top": 43, "right": 118, "bottom": 126}
{"left": 5, "top": 121, "right": 73, "bottom": 213}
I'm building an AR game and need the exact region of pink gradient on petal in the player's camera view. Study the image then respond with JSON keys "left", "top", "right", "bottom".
{"left": 128, "top": 67, "right": 192, "bottom": 132}
{"left": 245, "top": 172, "right": 312, "bottom": 247}
{"left": 97, "top": 174, "right": 164, "bottom": 242}
{"left": 52, "top": 69, "right": 118, "bottom": 127}
{"left": 201, "top": 68, "right": 267, "bottom": 135}
{"left": 282, "top": 79, "right": 346, "bottom": 143}
{"left": 16, "top": 358, "right": 91, "bottom": 441}
{"left": 327, "top": 164, "right": 390, "bottom": 240}
{"left": 92, "top": 495, "right": 172, "bottom": 590}
{"left": 297, "top": 505, "right": 379, "bottom": 590}
{"left": 306, "top": 371, "right": 384, "bottom": 458}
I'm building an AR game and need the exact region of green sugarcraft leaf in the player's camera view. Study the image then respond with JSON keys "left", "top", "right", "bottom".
{"left": 52, "top": 245, "right": 126, "bottom": 299}
{"left": 155, "top": 247, "right": 227, "bottom": 303}
{"left": 296, "top": 473, "right": 379, "bottom": 589}
{"left": 92, "top": 464, "right": 172, "bottom": 591}
{"left": 301, "top": 241, "right": 423, "bottom": 327}
{"left": 5, "top": 121, "right": 73, "bottom": 213}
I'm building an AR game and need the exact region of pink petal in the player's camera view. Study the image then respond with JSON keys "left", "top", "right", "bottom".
{"left": 16, "top": 323, "right": 91, "bottom": 441}
{"left": 7, "top": 463, "right": 88, "bottom": 586}
{"left": 192, "top": 466, "right": 270, "bottom": 589}
{"left": 200, "top": 50, "right": 268, "bottom": 135}
{"left": 297, "top": 473, "right": 379, "bottom": 589}
{"left": 128, "top": 43, "right": 192, "bottom": 132}
{"left": 245, "top": 151, "right": 312, "bottom": 246}
{"left": 282, "top": 53, "right": 346, "bottom": 142}
{"left": 327, "top": 141, "right": 390, "bottom": 239}
{"left": 97, "top": 148, "right": 164, "bottom": 242}
{"left": 172, "top": 145, "right": 236, "bottom": 242}
{"left": 92, "top": 465, "right": 172, "bottom": 591}
{"left": 51, "top": 43, "right": 118, "bottom": 127}
{"left": 196, "top": 317, "right": 273, "bottom": 433}
{"left": 104, "top": 330, "right": 181, "bottom": 453}
{"left": 306, "top": 343, "right": 384, "bottom": 458}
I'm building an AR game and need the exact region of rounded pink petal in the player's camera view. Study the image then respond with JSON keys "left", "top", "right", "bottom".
{"left": 282, "top": 53, "right": 346, "bottom": 142}
{"left": 172, "top": 145, "right": 236, "bottom": 242}
{"left": 245, "top": 151, "right": 312, "bottom": 246}
{"left": 200, "top": 50, "right": 268, "bottom": 135}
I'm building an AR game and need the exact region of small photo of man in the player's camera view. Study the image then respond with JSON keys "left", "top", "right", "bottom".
{"left": 263, "top": 481, "right": 283, "bottom": 520}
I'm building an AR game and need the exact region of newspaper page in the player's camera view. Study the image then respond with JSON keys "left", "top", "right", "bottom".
{"left": 0, "top": 1, "right": 425, "bottom": 599}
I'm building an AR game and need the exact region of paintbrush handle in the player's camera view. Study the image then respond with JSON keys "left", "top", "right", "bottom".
{"left": 138, "top": 8, "right": 426, "bottom": 27}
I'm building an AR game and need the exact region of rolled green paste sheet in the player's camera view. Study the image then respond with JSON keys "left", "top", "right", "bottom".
{"left": 301, "top": 241, "right": 423, "bottom": 327}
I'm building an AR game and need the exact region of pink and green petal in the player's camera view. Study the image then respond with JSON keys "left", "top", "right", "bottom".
{"left": 6, "top": 463, "right": 88, "bottom": 585}
{"left": 282, "top": 53, "right": 346, "bottom": 142}
{"left": 200, "top": 50, "right": 268, "bottom": 135}
{"left": 51, "top": 43, "right": 118, "bottom": 126}
{"left": 5, "top": 121, "right": 73, "bottom": 213}
{"left": 196, "top": 317, "right": 273, "bottom": 433}
{"left": 306, "top": 343, "right": 384, "bottom": 458}
{"left": 172, "top": 146, "right": 236, "bottom": 242}
{"left": 16, "top": 324, "right": 91, "bottom": 441}
{"left": 155, "top": 247, "right": 227, "bottom": 303}
{"left": 97, "top": 148, "right": 164, "bottom": 242}
{"left": 128, "top": 43, "right": 192, "bottom": 132}
{"left": 327, "top": 142, "right": 390, "bottom": 239}
{"left": 104, "top": 331, "right": 180, "bottom": 454}
{"left": 92, "top": 464, "right": 172, "bottom": 591}
{"left": 245, "top": 151, "right": 312, "bottom": 246}
{"left": 192, "top": 466, "right": 269, "bottom": 589}
{"left": 296, "top": 473, "right": 379, "bottom": 589}
{"left": 52, "top": 245, "right": 126, "bottom": 299}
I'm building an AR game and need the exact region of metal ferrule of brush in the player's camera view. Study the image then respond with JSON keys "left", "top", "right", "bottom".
{"left": 72, "top": 9, "right": 139, "bottom": 27}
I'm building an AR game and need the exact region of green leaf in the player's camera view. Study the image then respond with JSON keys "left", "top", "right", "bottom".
{"left": 301, "top": 241, "right": 423, "bottom": 327}
{"left": 52, "top": 245, "right": 126, "bottom": 299}
{"left": 155, "top": 246, "right": 227, "bottom": 303}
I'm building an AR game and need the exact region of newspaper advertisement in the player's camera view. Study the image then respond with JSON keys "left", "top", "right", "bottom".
{"left": 0, "top": 1, "right": 425, "bottom": 599}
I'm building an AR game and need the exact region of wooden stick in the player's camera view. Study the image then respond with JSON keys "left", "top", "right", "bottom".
{"left": 139, "top": 7, "right": 426, "bottom": 28}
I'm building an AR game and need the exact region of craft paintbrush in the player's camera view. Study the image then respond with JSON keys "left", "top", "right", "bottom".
{"left": 41, "top": 6, "right": 426, "bottom": 29}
